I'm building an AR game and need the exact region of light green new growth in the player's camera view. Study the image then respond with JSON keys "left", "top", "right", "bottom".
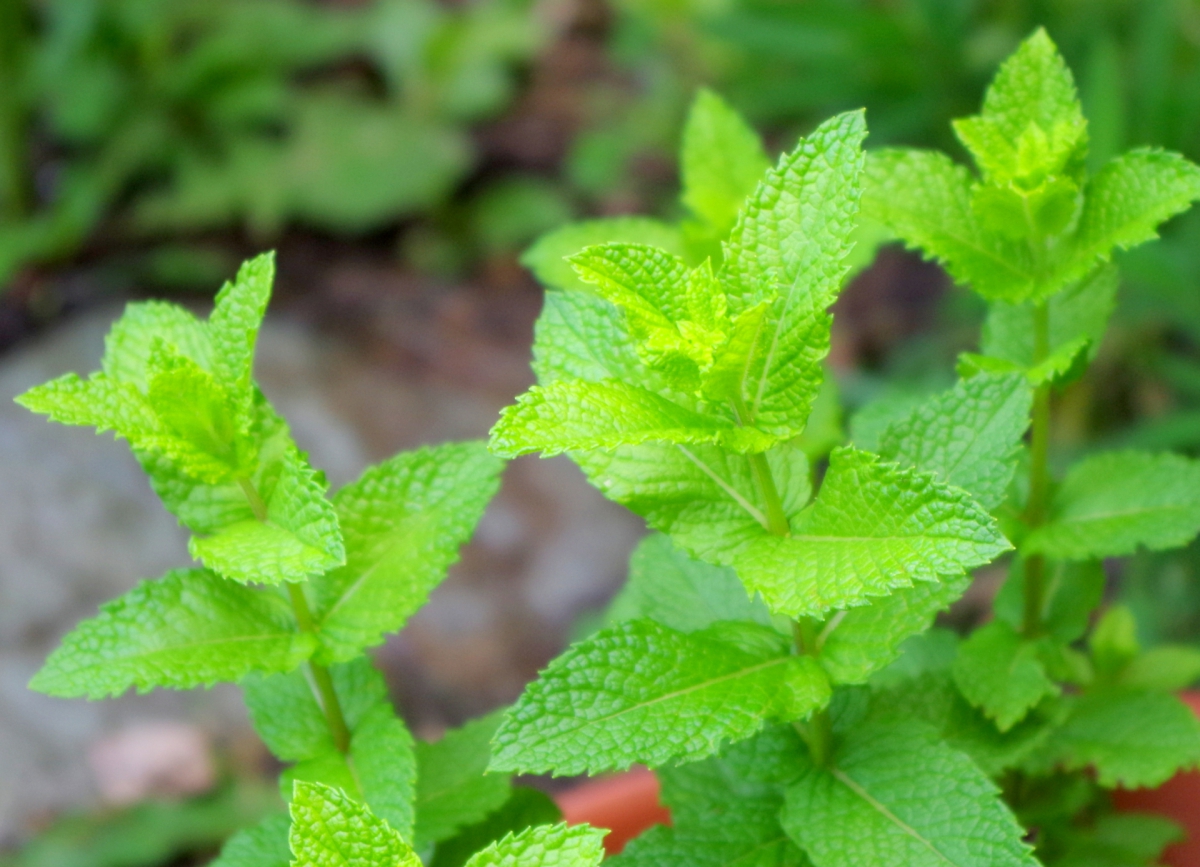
{"left": 681, "top": 89, "right": 771, "bottom": 246}
{"left": 1023, "top": 451, "right": 1200, "bottom": 559}
{"left": 31, "top": 569, "right": 317, "bottom": 698}
{"left": 462, "top": 824, "right": 607, "bottom": 867}
{"left": 310, "top": 441, "right": 503, "bottom": 663}
{"left": 782, "top": 722, "right": 1039, "bottom": 867}
{"left": 288, "top": 781, "right": 421, "bottom": 867}
{"left": 864, "top": 29, "right": 1200, "bottom": 304}
{"left": 491, "top": 619, "right": 830, "bottom": 775}
{"left": 16, "top": 251, "right": 346, "bottom": 586}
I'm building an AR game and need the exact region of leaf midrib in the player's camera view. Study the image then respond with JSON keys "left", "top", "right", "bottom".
{"left": 832, "top": 767, "right": 958, "bottom": 866}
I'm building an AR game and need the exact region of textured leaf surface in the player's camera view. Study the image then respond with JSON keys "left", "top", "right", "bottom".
{"left": 209, "top": 814, "right": 291, "bottom": 867}
{"left": 289, "top": 781, "right": 421, "bottom": 867}
{"left": 681, "top": 89, "right": 770, "bottom": 238}
{"left": 415, "top": 712, "right": 511, "bottom": 848}
{"left": 208, "top": 252, "right": 274, "bottom": 402}
{"left": 576, "top": 440, "right": 811, "bottom": 566}
{"left": 1046, "top": 150, "right": 1200, "bottom": 299}
{"left": 606, "top": 533, "right": 772, "bottom": 633}
{"left": 719, "top": 111, "right": 866, "bottom": 436}
{"left": 491, "top": 620, "right": 830, "bottom": 775}
{"left": 30, "top": 569, "right": 314, "bottom": 698}
{"left": 189, "top": 442, "right": 344, "bottom": 585}
{"left": 490, "top": 379, "right": 774, "bottom": 457}
{"left": 952, "top": 621, "right": 1059, "bottom": 731}
{"left": 462, "top": 823, "right": 606, "bottom": 867}
{"left": 102, "top": 300, "right": 213, "bottom": 388}
{"left": 427, "top": 788, "right": 561, "bottom": 867}
{"left": 246, "top": 659, "right": 417, "bottom": 841}
{"left": 819, "top": 575, "right": 968, "bottom": 685}
{"left": 736, "top": 448, "right": 1009, "bottom": 618}
{"left": 1036, "top": 690, "right": 1200, "bottom": 788}
{"left": 615, "top": 728, "right": 807, "bottom": 867}
{"left": 782, "top": 722, "right": 1038, "bottom": 867}
{"left": 1024, "top": 451, "right": 1200, "bottom": 559}
{"left": 879, "top": 373, "right": 1030, "bottom": 509}
{"left": 862, "top": 149, "right": 1032, "bottom": 301}
{"left": 532, "top": 283, "right": 650, "bottom": 387}
{"left": 523, "top": 218, "right": 685, "bottom": 293}
{"left": 311, "top": 441, "right": 502, "bottom": 663}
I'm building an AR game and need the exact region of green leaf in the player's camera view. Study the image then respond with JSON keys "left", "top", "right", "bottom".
{"left": 189, "top": 441, "right": 345, "bottom": 585}
{"left": 952, "top": 29, "right": 1086, "bottom": 186}
{"left": 606, "top": 533, "right": 773, "bottom": 633}
{"left": 311, "top": 441, "right": 502, "bottom": 664}
{"left": 532, "top": 281, "right": 651, "bottom": 387}
{"left": 862, "top": 149, "right": 1034, "bottom": 302}
{"left": 1090, "top": 605, "right": 1141, "bottom": 678}
{"left": 878, "top": 373, "right": 1031, "bottom": 509}
{"left": 868, "top": 672, "right": 1051, "bottom": 777}
{"left": 429, "top": 788, "right": 562, "bottom": 867}
{"left": 102, "top": 301, "right": 213, "bottom": 389}
{"left": 952, "top": 621, "right": 1060, "bottom": 732}
{"left": 615, "top": 727, "right": 808, "bottom": 867}
{"left": 1046, "top": 149, "right": 1200, "bottom": 299}
{"left": 1054, "top": 813, "right": 1184, "bottom": 867}
{"left": 719, "top": 110, "right": 866, "bottom": 437}
{"left": 208, "top": 251, "right": 274, "bottom": 407}
{"left": 523, "top": 218, "right": 685, "bottom": 293}
{"left": 15, "top": 372, "right": 159, "bottom": 444}
{"left": 1120, "top": 646, "right": 1200, "bottom": 692}
{"left": 994, "top": 559, "right": 1105, "bottom": 644}
{"left": 415, "top": 712, "right": 512, "bottom": 848}
{"left": 210, "top": 814, "right": 292, "bottom": 867}
{"left": 681, "top": 89, "right": 770, "bottom": 239}
{"left": 735, "top": 448, "right": 1009, "bottom": 618}
{"left": 288, "top": 781, "right": 421, "bottom": 867}
{"left": 819, "top": 575, "right": 969, "bottom": 686}
{"left": 29, "top": 569, "right": 315, "bottom": 699}
{"left": 981, "top": 265, "right": 1118, "bottom": 370}
{"left": 246, "top": 659, "right": 417, "bottom": 841}
{"left": 490, "top": 379, "right": 775, "bottom": 458}
{"left": 462, "top": 823, "right": 606, "bottom": 867}
{"left": 1034, "top": 690, "right": 1200, "bottom": 788}
{"left": 1023, "top": 451, "right": 1200, "bottom": 560}
{"left": 781, "top": 722, "right": 1038, "bottom": 867}
{"left": 491, "top": 620, "right": 830, "bottom": 775}
{"left": 575, "top": 440, "right": 811, "bottom": 567}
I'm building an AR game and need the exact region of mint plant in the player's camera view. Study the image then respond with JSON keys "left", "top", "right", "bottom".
{"left": 13, "top": 253, "right": 590, "bottom": 867}
{"left": 491, "top": 32, "right": 1200, "bottom": 867}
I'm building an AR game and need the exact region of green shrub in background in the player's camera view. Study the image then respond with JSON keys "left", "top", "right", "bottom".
{"left": 0, "top": 0, "right": 550, "bottom": 285}
{"left": 496, "top": 31, "right": 1200, "bottom": 866}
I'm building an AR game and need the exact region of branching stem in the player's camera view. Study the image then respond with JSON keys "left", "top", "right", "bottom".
{"left": 238, "top": 476, "right": 351, "bottom": 753}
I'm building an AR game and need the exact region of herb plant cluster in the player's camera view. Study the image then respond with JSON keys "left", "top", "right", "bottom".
{"left": 17, "top": 26, "right": 1200, "bottom": 867}
{"left": 495, "top": 30, "right": 1200, "bottom": 867}
{"left": 14, "top": 253, "right": 605, "bottom": 866}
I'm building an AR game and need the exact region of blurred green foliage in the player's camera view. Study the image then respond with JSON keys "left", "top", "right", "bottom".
{"left": 0, "top": 0, "right": 550, "bottom": 284}
{"left": 0, "top": 781, "right": 279, "bottom": 867}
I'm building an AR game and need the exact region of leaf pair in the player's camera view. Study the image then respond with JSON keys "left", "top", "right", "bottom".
{"left": 864, "top": 29, "right": 1200, "bottom": 305}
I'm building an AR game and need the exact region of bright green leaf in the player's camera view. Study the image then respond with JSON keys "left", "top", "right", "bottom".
{"left": 782, "top": 722, "right": 1038, "bottom": 867}
{"left": 30, "top": 569, "right": 315, "bottom": 699}
{"left": 208, "top": 251, "right": 274, "bottom": 403}
{"left": 735, "top": 448, "right": 1009, "bottom": 618}
{"left": 491, "top": 620, "right": 830, "bottom": 775}
{"left": 952, "top": 621, "right": 1060, "bottom": 732}
{"left": 415, "top": 712, "right": 512, "bottom": 848}
{"left": 523, "top": 218, "right": 685, "bottom": 293}
{"left": 288, "top": 781, "right": 421, "bottom": 867}
{"left": 462, "top": 823, "right": 606, "bottom": 867}
{"left": 311, "top": 441, "right": 502, "bottom": 664}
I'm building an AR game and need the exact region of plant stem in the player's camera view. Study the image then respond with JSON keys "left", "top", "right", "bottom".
{"left": 791, "top": 617, "right": 833, "bottom": 766}
{"left": 748, "top": 452, "right": 791, "bottom": 536}
{"left": 1022, "top": 303, "right": 1053, "bottom": 636}
{"left": 238, "top": 477, "right": 351, "bottom": 754}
